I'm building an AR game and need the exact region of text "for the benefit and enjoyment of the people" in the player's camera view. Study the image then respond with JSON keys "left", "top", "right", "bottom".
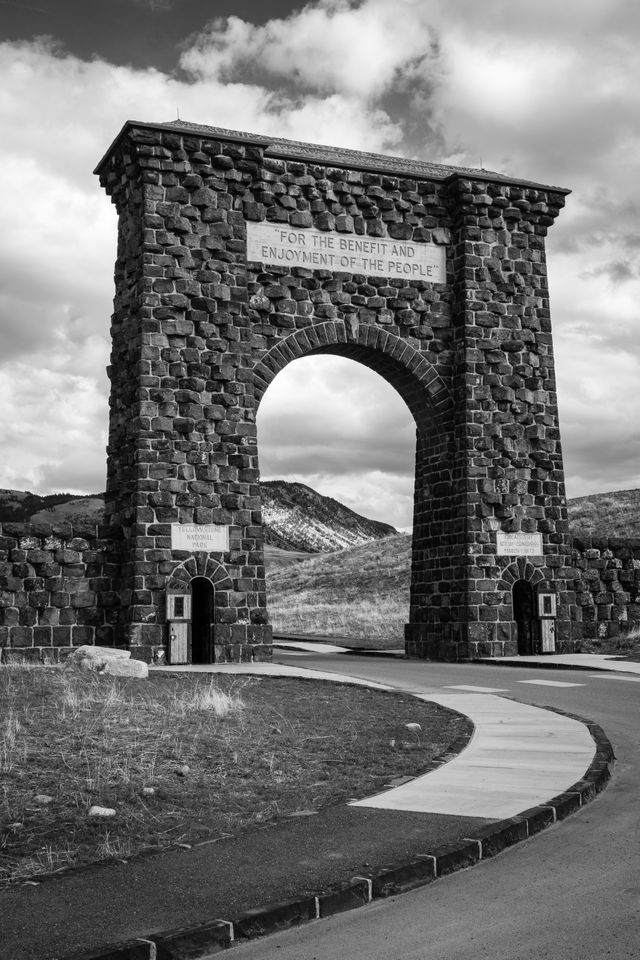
{"left": 247, "top": 222, "right": 446, "bottom": 281}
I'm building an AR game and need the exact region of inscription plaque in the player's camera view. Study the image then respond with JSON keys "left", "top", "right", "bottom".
{"left": 496, "top": 532, "right": 543, "bottom": 556}
{"left": 171, "top": 524, "right": 229, "bottom": 552}
{"left": 247, "top": 222, "right": 445, "bottom": 282}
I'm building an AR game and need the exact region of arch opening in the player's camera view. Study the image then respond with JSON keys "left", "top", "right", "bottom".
{"left": 191, "top": 577, "right": 215, "bottom": 664}
{"left": 513, "top": 579, "right": 538, "bottom": 656}
{"left": 257, "top": 353, "right": 416, "bottom": 648}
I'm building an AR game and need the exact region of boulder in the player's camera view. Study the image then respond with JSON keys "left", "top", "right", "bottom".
{"left": 67, "top": 644, "right": 147, "bottom": 678}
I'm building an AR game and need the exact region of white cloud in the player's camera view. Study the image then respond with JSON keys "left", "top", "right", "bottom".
{"left": 1, "top": 0, "right": 639, "bottom": 517}
{"left": 0, "top": 348, "right": 108, "bottom": 494}
{"left": 181, "top": 1, "right": 437, "bottom": 101}
{"left": 0, "top": 33, "right": 406, "bottom": 499}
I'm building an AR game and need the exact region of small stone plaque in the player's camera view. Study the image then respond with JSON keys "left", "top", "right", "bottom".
{"left": 171, "top": 524, "right": 229, "bottom": 552}
{"left": 246, "top": 222, "right": 445, "bottom": 282}
{"left": 496, "top": 532, "right": 543, "bottom": 556}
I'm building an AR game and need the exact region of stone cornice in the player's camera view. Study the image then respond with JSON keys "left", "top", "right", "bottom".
{"left": 94, "top": 119, "right": 571, "bottom": 196}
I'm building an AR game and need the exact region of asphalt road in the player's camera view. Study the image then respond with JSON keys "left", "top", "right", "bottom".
{"left": 231, "top": 654, "right": 640, "bottom": 960}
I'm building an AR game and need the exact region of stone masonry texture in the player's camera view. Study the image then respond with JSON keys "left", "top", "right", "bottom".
{"left": 2, "top": 522, "right": 638, "bottom": 664}
{"left": 0, "top": 520, "right": 123, "bottom": 663}
{"left": 571, "top": 538, "right": 640, "bottom": 643}
{"left": 3, "top": 119, "right": 608, "bottom": 665}
{"left": 88, "top": 118, "right": 579, "bottom": 664}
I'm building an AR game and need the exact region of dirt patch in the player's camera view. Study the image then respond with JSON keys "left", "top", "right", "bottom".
{"left": 0, "top": 666, "right": 470, "bottom": 883}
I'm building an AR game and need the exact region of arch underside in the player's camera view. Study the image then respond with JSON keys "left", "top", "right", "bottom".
{"left": 253, "top": 321, "right": 453, "bottom": 436}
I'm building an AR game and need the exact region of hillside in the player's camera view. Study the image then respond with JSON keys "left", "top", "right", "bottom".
{"left": 0, "top": 490, "right": 102, "bottom": 525}
{"left": 260, "top": 480, "right": 396, "bottom": 553}
{"left": 567, "top": 488, "right": 640, "bottom": 537}
{"left": 0, "top": 482, "right": 397, "bottom": 554}
{"left": 266, "top": 533, "right": 411, "bottom": 646}
{"left": 2, "top": 484, "right": 638, "bottom": 558}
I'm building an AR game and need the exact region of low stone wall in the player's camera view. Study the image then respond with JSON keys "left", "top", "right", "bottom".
{"left": 0, "top": 522, "right": 123, "bottom": 663}
{"left": 571, "top": 537, "right": 640, "bottom": 642}
{"left": 2, "top": 524, "right": 639, "bottom": 662}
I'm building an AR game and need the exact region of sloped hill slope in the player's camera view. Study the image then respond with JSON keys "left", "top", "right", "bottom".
{"left": 567, "top": 488, "right": 640, "bottom": 537}
{"left": 0, "top": 490, "right": 101, "bottom": 525}
{"left": 266, "top": 533, "right": 411, "bottom": 645}
{"left": 260, "top": 480, "right": 396, "bottom": 553}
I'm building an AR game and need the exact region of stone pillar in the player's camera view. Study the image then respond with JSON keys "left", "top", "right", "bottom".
{"left": 441, "top": 176, "right": 571, "bottom": 657}
{"left": 98, "top": 126, "right": 271, "bottom": 662}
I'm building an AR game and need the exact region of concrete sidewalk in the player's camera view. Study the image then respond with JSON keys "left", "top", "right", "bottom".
{"left": 351, "top": 693, "right": 595, "bottom": 818}
{"left": 0, "top": 663, "right": 611, "bottom": 960}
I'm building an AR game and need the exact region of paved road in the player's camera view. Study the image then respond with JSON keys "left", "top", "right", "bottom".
{"left": 231, "top": 654, "right": 640, "bottom": 960}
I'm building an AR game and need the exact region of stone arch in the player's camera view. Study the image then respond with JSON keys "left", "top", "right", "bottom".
{"left": 499, "top": 559, "right": 547, "bottom": 590}
{"left": 252, "top": 320, "right": 453, "bottom": 435}
{"left": 500, "top": 560, "right": 547, "bottom": 656}
{"left": 97, "top": 119, "right": 572, "bottom": 664}
{"left": 166, "top": 557, "right": 233, "bottom": 593}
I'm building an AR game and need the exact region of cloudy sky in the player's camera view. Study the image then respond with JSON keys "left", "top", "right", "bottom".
{"left": 1, "top": 0, "right": 638, "bottom": 530}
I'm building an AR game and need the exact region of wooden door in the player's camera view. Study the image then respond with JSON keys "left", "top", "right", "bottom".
{"left": 167, "top": 593, "right": 191, "bottom": 664}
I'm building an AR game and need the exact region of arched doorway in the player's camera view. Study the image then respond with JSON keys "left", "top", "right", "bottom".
{"left": 191, "top": 577, "right": 214, "bottom": 664}
{"left": 513, "top": 579, "right": 537, "bottom": 655}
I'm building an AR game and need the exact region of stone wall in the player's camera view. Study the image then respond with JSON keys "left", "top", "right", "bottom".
{"left": 0, "top": 522, "right": 123, "bottom": 663}
{"left": 571, "top": 538, "right": 640, "bottom": 642}
{"left": 1, "top": 523, "right": 638, "bottom": 661}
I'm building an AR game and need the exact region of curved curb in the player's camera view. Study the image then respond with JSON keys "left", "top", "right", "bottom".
{"left": 64, "top": 708, "right": 615, "bottom": 960}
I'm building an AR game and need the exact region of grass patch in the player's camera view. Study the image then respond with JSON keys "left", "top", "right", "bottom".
{"left": 0, "top": 665, "right": 470, "bottom": 883}
{"left": 266, "top": 533, "right": 411, "bottom": 647}
{"left": 579, "top": 626, "right": 640, "bottom": 661}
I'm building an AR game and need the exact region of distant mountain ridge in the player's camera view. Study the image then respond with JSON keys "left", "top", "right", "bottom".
{"left": 260, "top": 480, "right": 396, "bottom": 552}
{"left": 0, "top": 482, "right": 397, "bottom": 554}
{"left": 1, "top": 485, "right": 638, "bottom": 551}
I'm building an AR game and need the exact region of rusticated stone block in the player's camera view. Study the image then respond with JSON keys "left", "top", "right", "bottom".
{"left": 10, "top": 626, "right": 33, "bottom": 647}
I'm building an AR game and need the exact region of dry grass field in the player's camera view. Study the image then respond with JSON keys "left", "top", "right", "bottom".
{"left": 0, "top": 665, "right": 470, "bottom": 883}
{"left": 266, "top": 533, "right": 411, "bottom": 647}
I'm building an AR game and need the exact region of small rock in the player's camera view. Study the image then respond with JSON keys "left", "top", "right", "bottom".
{"left": 88, "top": 805, "right": 116, "bottom": 818}
{"left": 175, "top": 765, "right": 190, "bottom": 777}
{"left": 34, "top": 794, "right": 54, "bottom": 805}
{"left": 385, "top": 776, "right": 414, "bottom": 788}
